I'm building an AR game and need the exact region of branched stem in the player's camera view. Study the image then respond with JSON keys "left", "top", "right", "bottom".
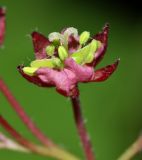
{"left": 0, "top": 115, "right": 79, "bottom": 160}
{"left": 71, "top": 96, "right": 95, "bottom": 160}
{"left": 118, "top": 135, "right": 142, "bottom": 160}
{"left": 0, "top": 78, "right": 80, "bottom": 160}
{"left": 0, "top": 78, "right": 53, "bottom": 147}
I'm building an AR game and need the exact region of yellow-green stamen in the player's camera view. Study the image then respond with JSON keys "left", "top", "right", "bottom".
{"left": 58, "top": 46, "right": 68, "bottom": 61}
{"left": 30, "top": 58, "right": 62, "bottom": 68}
{"left": 79, "top": 31, "right": 90, "bottom": 45}
{"left": 23, "top": 29, "right": 102, "bottom": 77}
{"left": 71, "top": 39, "right": 98, "bottom": 64}
{"left": 46, "top": 45, "right": 55, "bottom": 56}
{"left": 23, "top": 67, "right": 38, "bottom": 76}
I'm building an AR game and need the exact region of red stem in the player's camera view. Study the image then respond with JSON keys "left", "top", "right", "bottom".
{"left": 0, "top": 78, "right": 53, "bottom": 147}
{"left": 0, "top": 115, "right": 35, "bottom": 149}
{"left": 0, "top": 115, "right": 82, "bottom": 160}
{"left": 71, "top": 96, "right": 95, "bottom": 160}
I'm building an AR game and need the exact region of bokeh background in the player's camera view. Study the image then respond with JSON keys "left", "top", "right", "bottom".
{"left": 0, "top": 0, "right": 142, "bottom": 159}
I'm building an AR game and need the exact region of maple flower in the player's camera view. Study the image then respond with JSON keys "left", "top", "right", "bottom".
{"left": 18, "top": 24, "right": 119, "bottom": 97}
{"left": 0, "top": 7, "right": 6, "bottom": 46}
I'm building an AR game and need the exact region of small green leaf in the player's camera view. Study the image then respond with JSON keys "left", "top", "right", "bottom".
{"left": 23, "top": 67, "right": 38, "bottom": 76}
{"left": 79, "top": 31, "right": 90, "bottom": 45}
{"left": 58, "top": 46, "right": 68, "bottom": 61}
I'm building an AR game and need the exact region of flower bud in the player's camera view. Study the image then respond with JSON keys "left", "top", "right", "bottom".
{"left": 58, "top": 46, "right": 68, "bottom": 61}
{"left": 23, "top": 67, "right": 38, "bottom": 76}
{"left": 46, "top": 45, "right": 55, "bottom": 56}
{"left": 79, "top": 31, "right": 90, "bottom": 45}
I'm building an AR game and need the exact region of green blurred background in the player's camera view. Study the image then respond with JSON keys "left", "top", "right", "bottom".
{"left": 0, "top": 0, "right": 142, "bottom": 159}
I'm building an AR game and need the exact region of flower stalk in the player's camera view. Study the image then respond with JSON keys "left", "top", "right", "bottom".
{"left": 118, "top": 135, "right": 142, "bottom": 160}
{"left": 0, "top": 78, "right": 53, "bottom": 147}
{"left": 0, "top": 7, "right": 6, "bottom": 46}
{"left": 0, "top": 78, "right": 80, "bottom": 160}
{"left": 0, "top": 115, "right": 79, "bottom": 160}
{"left": 71, "top": 96, "right": 95, "bottom": 160}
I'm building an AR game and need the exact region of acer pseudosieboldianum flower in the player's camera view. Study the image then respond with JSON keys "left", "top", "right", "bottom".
{"left": 0, "top": 7, "right": 6, "bottom": 46}
{"left": 18, "top": 24, "right": 119, "bottom": 97}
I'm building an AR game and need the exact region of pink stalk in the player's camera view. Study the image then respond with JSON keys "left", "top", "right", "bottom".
{"left": 0, "top": 78, "right": 53, "bottom": 147}
{"left": 0, "top": 115, "right": 35, "bottom": 149}
{"left": 0, "top": 115, "right": 80, "bottom": 160}
{"left": 71, "top": 96, "right": 95, "bottom": 160}
{"left": 0, "top": 7, "right": 6, "bottom": 46}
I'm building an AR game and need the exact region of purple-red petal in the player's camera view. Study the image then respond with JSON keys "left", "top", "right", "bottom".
{"left": 36, "top": 67, "right": 78, "bottom": 97}
{"left": 65, "top": 58, "right": 94, "bottom": 82}
{"left": 17, "top": 66, "right": 54, "bottom": 87}
{"left": 91, "top": 23, "right": 109, "bottom": 67}
{"left": 94, "top": 23, "right": 109, "bottom": 44}
{"left": 68, "top": 35, "right": 80, "bottom": 53}
{"left": 18, "top": 63, "right": 79, "bottom": 97}
{"left": 90, "top": 59, "right": 120, "bottom": 82}
{"left": 0, "top": 7, "right": 6, "bottom": 46}
{"left": 61, "top": 28, "right": 80, "bottom": 53}
{"left": 31, "top": 31, "right": 50, "bottom": 59}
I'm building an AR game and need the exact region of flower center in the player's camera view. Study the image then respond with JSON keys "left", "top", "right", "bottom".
{"left": 23, "top": 28, "right": 102, "bottom": 76}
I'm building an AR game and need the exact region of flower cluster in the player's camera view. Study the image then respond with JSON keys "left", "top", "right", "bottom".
{"left": 18, "top": 24, "right": 119, "bottom": 97}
